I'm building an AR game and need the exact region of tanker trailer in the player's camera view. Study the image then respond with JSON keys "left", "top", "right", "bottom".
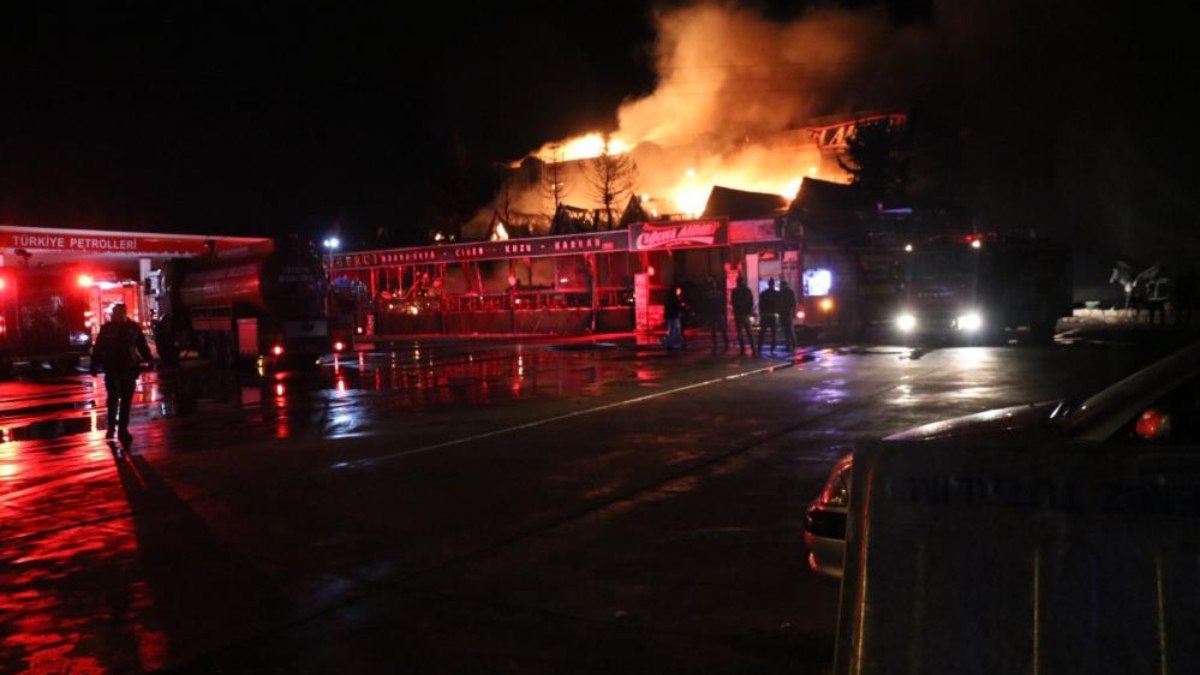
{"left": 157, "top": 245, "right": 329, "bottom": 368}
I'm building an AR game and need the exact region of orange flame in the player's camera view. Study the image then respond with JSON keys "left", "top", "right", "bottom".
{"left": 534, "top": 133, "right": 630, "bottom": 163}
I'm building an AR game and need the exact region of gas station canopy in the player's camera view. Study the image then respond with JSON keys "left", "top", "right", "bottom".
{"left": 0, "top": 225, "right": 274, "bottom": 266}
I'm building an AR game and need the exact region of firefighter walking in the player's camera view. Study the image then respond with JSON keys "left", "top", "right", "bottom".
{"left": 90, "top": 303, "right": 153, "bottom": 442}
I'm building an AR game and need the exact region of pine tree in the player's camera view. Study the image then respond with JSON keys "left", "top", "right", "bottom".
{"left": 586, "top": 133, "right": 638, "bottom": 230}
{"left": 540, "top": 141, "right": 570, "bottom": 219}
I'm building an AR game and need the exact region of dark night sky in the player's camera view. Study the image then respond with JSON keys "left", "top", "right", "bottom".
{"left": 0, "top": 2, "right": 667, "bottom": 245}
{"left": 1, "top": 0, "right": 1197, "bottom": 272}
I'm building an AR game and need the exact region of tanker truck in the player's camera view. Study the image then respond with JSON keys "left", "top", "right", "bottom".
{"left": 155, "top": 243, "right": 330, "bottom": 368}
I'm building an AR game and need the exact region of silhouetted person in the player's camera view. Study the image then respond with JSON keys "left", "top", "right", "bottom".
{"left": 90, "top": 303, "right": 153, "bottom": 442}
{"left": 703, "top": 276, "right": 729, "bottom": 352}
{"left": 757, "top": 278, "right": 780, "bottom": 355}
{"left": 663, "top": 286, "right": 686, "bottom": 349}
{"left": 778, "top": 279, "right": 798, "bottom": 351}
{"left": 731, "top": 276, "right": 755, "bottom": 355}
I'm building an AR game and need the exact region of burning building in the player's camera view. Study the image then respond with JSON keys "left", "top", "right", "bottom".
{"left": 327, "top": 109, "right": 912, "bottom": 339}
{"left": 453, "top": 0, "right": 918, "bottom": 240}
{"left": 328, "top": 2, "right": 928, "bottom": 338}
{"left": 467, "top": 110, "right": 904, "bottom": 242}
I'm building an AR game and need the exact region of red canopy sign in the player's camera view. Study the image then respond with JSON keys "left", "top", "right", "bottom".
{"left": 0, "top": 226, "right": 272, "bottom": 257}
{"left": 629, "top": 219, "right": 727, "bottom": 251}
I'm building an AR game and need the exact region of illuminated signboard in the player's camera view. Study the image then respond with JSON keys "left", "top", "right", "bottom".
{"left": 333, "top": 230, "right": 629, "bottom": 269}
{"left": 808, "top": 113, "right": 907, "bottom": 152}
{"left": 629, "top": 219, "right": 727, "bottom": 251}
{"left": 0, "top": 227, "right": 272, "bottom": 256}
{"left": 728, "top": 219, "right": 780, "bottom": 243}
{"left": 803, "top": 268, "right": 833, "bottom": 296}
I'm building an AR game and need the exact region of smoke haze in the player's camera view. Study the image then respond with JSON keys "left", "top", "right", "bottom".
{"left": 509, "top": 0, "right": 1198, "bottom": 284}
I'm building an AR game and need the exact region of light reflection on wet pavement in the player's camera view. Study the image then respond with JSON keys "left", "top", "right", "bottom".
{"left": 0, "top": 338, "right": 788, "bottom": 673}
{"left": 0, "top": 333, "right": 1182, "bottom": 673}
{"left": 0, "top": 341, "right": 702, "bottom": 448}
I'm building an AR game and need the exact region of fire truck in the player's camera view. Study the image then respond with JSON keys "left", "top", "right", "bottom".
{"left": 798, "top": 231, "right": 1073, "bottom": 344}
{"left": 0, "top": 264, "right": 97, "bottom": 373}
{"left": 155, "top": 243, "right": 330, "bottom": 368}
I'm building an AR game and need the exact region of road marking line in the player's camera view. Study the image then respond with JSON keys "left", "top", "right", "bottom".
{"left": 337, "top": 361, "right": 792, "bottom": 468}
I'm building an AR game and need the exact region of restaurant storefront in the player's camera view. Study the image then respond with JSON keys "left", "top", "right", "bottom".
{"left": 330, "top": 218, "right": 793, "bottom": 337}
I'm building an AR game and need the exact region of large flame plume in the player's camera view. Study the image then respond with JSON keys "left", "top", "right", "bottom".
{"left": 496, "top": 1, "right": 929, "bottom": 228}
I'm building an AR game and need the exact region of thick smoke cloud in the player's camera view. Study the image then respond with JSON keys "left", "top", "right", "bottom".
{"left": 616, "top": 2, "right": 925, "bottom": 145}
{"left": 506, "top": 2, "right": 931, "bottom": 227}
{"left": 510, "top": 0, "right": 1197, "bottom": 287}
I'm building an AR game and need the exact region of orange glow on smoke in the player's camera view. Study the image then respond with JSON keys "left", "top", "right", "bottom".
{"left": 535, "top": 133, "right": 630, "bottom": 163}
{"left": 675, "top": 182, "right": 710, "bottom": 217}
{"left": 527, "top": 125, "right": 830, "bottom": 219}
{"left": 488, "top": 3, "right": 921, "bottom": 233}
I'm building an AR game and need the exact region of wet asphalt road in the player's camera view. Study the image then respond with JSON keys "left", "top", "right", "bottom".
{"left": 0, "top": 326, "right": 1193, "bottom": 674}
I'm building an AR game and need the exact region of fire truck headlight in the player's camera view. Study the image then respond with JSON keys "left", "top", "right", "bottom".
{"left": 956, "top": 312, "right": 983, "bottom": 332}
{"left": 69, "top": 331, "right": 91, "bottom": 346}
{"left": 895, "top": 312, "right": 918, "bottom": 333}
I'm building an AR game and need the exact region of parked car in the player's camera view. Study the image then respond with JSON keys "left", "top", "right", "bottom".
{"left": 803, "top": 339, "right": 1200, "bottom": 578}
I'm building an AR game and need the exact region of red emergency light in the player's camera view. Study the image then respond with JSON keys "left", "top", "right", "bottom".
{"left": 272, "top": 345, "right": 284, "bottom": 357}
{"left": 334, "top": 341, "right": 345, "bottom": 352}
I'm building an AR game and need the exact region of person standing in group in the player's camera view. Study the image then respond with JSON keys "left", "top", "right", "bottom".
{"left": 778, "top": 279, "right": 798, "bottom": 352}
{"left": 663, "top": 285, "right": 686, "bottom": 350}
{"left": 703, "top": 275, "right": 730, "bottom": 353}
{"left": 731, "top": 276, "right": 755, "bottom": 355}
{"left": 757, "top": 278, "right": 780, "bottom": 355}
{"left": 90, "top": 303, "right": 153, "bottom": 443}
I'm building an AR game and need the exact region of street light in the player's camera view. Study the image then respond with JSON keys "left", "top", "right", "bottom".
{"left": 322, "top": 237, "right": 340, "bottom": 279}
{"left": 322, "top": 237, "right": 340, "bottom": 319}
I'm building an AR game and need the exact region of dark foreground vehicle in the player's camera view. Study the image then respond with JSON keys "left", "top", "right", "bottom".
{"left": 804, "top": 339, "right": 1200, "bottom": 578}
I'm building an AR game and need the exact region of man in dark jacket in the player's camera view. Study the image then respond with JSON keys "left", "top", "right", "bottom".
{"left": 731, "top": 276, "right": 755, "bottom": 355}
{"left": 757, "top": 278, "right": 780, "bottom": 355}
{"left": 90, "top": 303, "right": 153, "bottom": 442}
{"left": 778, "top": 279, "right": 798, "bottom": 352}
{"left": 703, "top": 275, "right": 730, "bottom": 353}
